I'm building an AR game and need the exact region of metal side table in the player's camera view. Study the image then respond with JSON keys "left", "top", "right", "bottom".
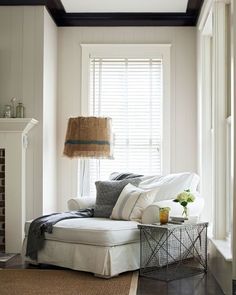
{"left": 138, "top": 222, "right": 208, "bottom": 281}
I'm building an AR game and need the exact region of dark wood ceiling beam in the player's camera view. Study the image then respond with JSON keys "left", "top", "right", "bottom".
{"left": 45, "top": 0, "right": 65, "bottom": 23}
{"left": 56, "top": 12, "right": 196, "bottom": 27}
{"left": 0, "top": 0, "right": 204, "bottom": 27}
{"left": 187, "top": 0, "right": 204, "bottom": 23}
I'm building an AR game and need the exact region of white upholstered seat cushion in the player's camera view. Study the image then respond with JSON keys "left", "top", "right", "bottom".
{"left": 25, "top": 218, "right": 139, "bottom": 247}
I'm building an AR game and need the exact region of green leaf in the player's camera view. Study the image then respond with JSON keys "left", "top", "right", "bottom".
{"left": 187, "top": 198, "right": 194, "bottom": 202}
{"left": 173, "top": 199, "right": 179, "bottom": 203}
{"left": 181, "top": 201, "right": 188, "bottom": 207}
{"left": 185, "top": 189, "right": 190, "bottom": 192}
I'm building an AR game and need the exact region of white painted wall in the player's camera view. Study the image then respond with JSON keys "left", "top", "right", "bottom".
{"left": 57, "top": 27, "right": 197, "bottom": 210}
{"left": 0, "top": 6, "right": 44, "bottom": 219}
{"left": 0, "top": 7, "right": 198, "bottom": 219}
{"left": 0, "top": 6, "right": 58, "bottom": 220}
{"left": 43, "top": 9, "right": 58, "bottom": 214}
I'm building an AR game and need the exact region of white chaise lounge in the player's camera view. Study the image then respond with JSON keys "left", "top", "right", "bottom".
{"left": 22, "top": 172, "right": 204, "bottom": 277}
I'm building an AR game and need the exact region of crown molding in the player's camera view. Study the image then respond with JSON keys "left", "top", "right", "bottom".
{"left": 0, "top": 0, "right": 204, "bottom": 27}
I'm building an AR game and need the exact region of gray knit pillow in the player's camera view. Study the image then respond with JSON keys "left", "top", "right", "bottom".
{"left": 94, "top": 178, "right": 141, "bottom": 218}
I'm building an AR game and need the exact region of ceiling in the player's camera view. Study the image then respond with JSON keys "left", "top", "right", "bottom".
{"left": 61, "top": 0, "right": 189, "bottom": 13}
{"left": 0, "top": 0, "right": 204, "bottom": 26}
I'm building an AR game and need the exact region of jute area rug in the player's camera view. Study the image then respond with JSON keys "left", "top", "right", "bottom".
{"left": 0, "top": 269, "right": 138, "bottom": 295}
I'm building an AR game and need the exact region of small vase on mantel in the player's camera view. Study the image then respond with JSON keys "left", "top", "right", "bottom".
{"left": 16, "top": 103, "right": 25, "bottom": 118}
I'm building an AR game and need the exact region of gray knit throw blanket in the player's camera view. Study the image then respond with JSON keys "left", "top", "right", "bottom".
{"left": 26, "top": 208, "right": 94, "bottom": 260}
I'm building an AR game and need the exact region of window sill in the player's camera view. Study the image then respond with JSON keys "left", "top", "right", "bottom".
{"left": 209, "top": 238, "right": 232, "bottom": 262}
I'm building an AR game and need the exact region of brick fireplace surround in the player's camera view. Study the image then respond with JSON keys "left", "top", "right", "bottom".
{"left": 0, "top": 148, "right": 5, "bottom": 252}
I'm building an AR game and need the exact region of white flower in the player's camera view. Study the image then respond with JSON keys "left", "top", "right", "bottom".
{"left": 173, "top": 190, "right": 195, "bottom": 205}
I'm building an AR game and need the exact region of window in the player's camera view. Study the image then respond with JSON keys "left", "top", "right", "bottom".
{"left": 199, "top": 3, "right": 232, "bottom": 244}
{"left": 80, "top": 45, "right": 170, "bottom": 196}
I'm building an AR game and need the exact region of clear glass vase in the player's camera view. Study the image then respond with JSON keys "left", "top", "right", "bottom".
{"left": 182, "top": 206, "right": 188, "bottom": 218}
{"left": 3, "top": 105, "right": 12, "bottom": 118}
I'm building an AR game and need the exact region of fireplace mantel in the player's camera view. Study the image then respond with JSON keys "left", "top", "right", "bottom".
{"left": 0, "top": 118, "right": 38, "bottom": 133}
{"left": 0, "top": 118, "right": 38, "bottom": 253}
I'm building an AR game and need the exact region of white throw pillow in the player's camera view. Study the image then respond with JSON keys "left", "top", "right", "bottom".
{"left": 141, "top": 192, "right": 204, "bottom": 224}
{"left": 110, "top": 183, "right": 158, "bottom": 222}
{"left": 138, "top": 172, "right": 200, "bottom": 202}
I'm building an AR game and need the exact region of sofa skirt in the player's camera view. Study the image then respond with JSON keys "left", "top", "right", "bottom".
{"left": 22, "top": 238, "right": 140, "bottom": 277}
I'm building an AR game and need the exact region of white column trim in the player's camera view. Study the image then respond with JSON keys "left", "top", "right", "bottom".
{"left": 231, "top": 0, "right": 236, "bottom": 281}
{"left": 199, "top": 35, "right": 214, "bottom": 225}
{"left": 212, "top": 1, "right": 227, "bottom": 239}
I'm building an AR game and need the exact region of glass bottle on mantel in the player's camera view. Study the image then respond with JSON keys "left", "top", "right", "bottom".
{"left": 16, "top": 103, "right": 25, "bottom": 118}
{"left": 3, "top": 105, "right": 12, "bottom": 118}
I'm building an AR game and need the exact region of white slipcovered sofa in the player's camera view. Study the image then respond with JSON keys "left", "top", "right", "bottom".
{"left": 22, "top": 172, "right": 204, "bottom": 277}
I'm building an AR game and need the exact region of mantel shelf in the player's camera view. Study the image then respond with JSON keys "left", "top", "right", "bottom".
{"left": 0, "top": 118, "right": 38, "bottom": 133}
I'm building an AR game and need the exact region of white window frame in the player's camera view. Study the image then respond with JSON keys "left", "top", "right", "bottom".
{"left": 198, "top": 0, "right": 232, "bottom": 248}
{"left": 80, "top": 44, "right": 171, "bottom": 175}
{"left": 198, "top": 33, "right": 214, "bottom": 230}
{"left": 226, "top": 115, "right": 232, "bottom": 241}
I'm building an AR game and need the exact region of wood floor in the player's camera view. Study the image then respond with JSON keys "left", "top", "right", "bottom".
{"left": 1, "top": 254, "right": 224, "bottom": 295}
{"left": 137, "top": 273, "right": 224, "bottom": 295}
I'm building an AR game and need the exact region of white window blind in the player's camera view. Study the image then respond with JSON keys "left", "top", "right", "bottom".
{"left": 87, "top": 57, "right": 163, "bottom": 195}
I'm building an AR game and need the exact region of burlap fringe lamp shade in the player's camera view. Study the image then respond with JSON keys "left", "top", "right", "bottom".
{"left": 63, "top": 116, "right": 113, "bottom": 159}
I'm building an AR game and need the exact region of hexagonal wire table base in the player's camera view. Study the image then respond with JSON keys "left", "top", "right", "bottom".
{"left": 138, "top": 222, "right": 208, "bottom": 281}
